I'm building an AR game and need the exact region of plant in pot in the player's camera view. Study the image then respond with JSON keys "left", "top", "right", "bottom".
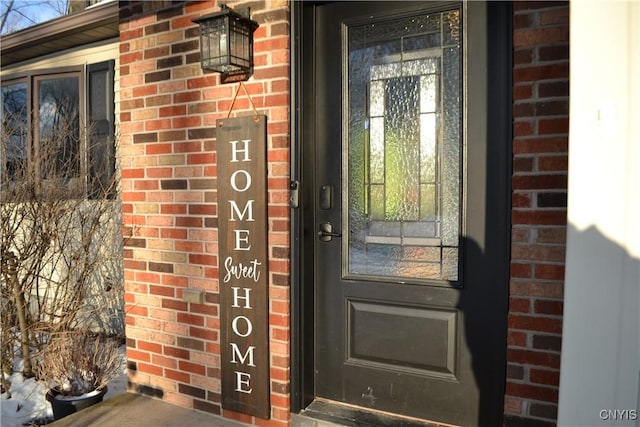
{"left": 35, "top": 329, "right": 124, "bottom": 420}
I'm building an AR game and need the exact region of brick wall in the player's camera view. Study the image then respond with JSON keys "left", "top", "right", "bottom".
{"left": 505, "top": 2, "right": 569, "bottom": 426}
{"left": 117, "top": 0, "right": 569, "bottom": 425}
{"left": 118, "top": 1, "right": 291, "bottom": 424}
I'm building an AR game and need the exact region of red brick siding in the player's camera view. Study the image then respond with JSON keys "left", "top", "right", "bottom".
{"left": 119, "top": 1, "right": 290, "bottom": 424}
{"left": 118, "top": 1, "right": 570, "bottom": 425}
{"left": 505, "top": 2, "right": 569, "bottom": 426}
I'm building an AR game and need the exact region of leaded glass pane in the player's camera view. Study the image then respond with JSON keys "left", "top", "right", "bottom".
{"left": 346, "top": 7, "right": 462, "bottom": 283}
{"left": 443, "top": 10, "right": 462, "bottom": 47}
{"left": 420, "top": 112, "right": 437, "bottom": 182}
{"left": 442, "top": 247, "right": 458, "bottom": 281}
{"left": 441, "top": 46, "right": 460, "bottom": 247}
{"left": 370, "top": 62, "right": 402, "bottom": 80}
{"left": 403, "top": 221, "right": 436, "bottom": 239}
{"left": 370, "top": 221, "right": 401, "bottom": 237}
{"left": 420, "top": 184, "right": 437, "bottom": 221}
{"left": 370, "top": 185, "right": 385, "bottom": 220}
{"left": 384, "top": 76, "right": 420, "bottom": 222}
{"left": 369, "top": 117, "right": 385, "bottom": 183}
{"left": 402, "top": 59, "right": 437, "bottom": 77}
{"left": 420, "top": 74, "right": 437, "bottom": 113}
{"left": 370, "top": 80, "right": 385, "bottom": 117}
{"left": 403, "top": 33, "right": 441, "bottom": 52}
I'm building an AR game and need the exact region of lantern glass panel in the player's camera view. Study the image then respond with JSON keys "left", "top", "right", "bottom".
{"left": 200, "top": 18, "right": 230, "bottom": 71}
{"left": 228, "top": 19, "right": 252, "bottom": 71}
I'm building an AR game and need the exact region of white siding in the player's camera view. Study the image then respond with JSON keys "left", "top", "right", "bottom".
{"left": 559, "top": 2, "right": 640, "bottom": 425}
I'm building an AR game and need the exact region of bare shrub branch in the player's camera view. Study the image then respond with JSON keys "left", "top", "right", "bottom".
{"left": 34, "top": 329, "right": 123, "bottom": 396}
{"left": 1, "top": 96, "right": 123, "bottom": 381}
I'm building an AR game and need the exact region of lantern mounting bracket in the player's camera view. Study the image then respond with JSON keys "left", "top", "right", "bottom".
{"left": 219, "top": 3, "right": 251, "bottom": 19}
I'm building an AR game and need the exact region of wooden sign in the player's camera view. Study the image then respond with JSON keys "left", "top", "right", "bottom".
{"left": 216, "top": 115, "right": 270, "bottom": 418}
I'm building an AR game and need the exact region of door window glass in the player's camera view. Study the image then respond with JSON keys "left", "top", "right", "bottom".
{"left": 345, "top": 8, "right": 461, "bottom": 283}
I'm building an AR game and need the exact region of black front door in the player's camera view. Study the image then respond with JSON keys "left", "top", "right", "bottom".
{"left": 296, "top": 2, "right": 511, "bottom": 425}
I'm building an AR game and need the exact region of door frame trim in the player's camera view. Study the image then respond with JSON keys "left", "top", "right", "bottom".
{"left": 289, "top": 0, "right": 315, "bottom": 412}
{"left": 289, "top": 0, "right": 513, "bottom": 420}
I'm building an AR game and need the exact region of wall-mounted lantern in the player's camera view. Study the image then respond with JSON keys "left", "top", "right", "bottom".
{"left": 192, "top": 5, "right": 259, "bottom": 84}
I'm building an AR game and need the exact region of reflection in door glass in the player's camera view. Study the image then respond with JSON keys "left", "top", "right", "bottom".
{"left": 346, "top": 8, "right": 461, "bottom": 283}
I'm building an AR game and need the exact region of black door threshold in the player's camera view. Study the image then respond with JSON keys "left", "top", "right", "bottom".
{"left": 298, "top": 399, "right": 454, "bottom": 427}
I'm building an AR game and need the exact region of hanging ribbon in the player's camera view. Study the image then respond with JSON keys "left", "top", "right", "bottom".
{"left": 226, "top": 81, "right": 259, "bottom": 119}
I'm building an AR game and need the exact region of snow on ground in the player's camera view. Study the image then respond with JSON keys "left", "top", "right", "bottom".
{"left": 1, "top": 347, "right": 127, "bottom": 427}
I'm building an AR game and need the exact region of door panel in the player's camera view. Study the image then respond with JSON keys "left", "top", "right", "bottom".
{"left": 299, "top": 2, "right": 511, "bottom": 425}
{"left": 347, "top": 300, "right": 457, "bottom": 377}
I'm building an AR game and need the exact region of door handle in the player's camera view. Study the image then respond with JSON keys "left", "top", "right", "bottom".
{"left": 318, "top": 222, "right": 342, "bottom": 242}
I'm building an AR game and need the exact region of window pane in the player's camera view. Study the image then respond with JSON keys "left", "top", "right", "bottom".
{"left": 1, "top": 82, "right": 28, "bottom": 182}
{"left": 88, "top": 61, "right": 116, "bottom": 199}
{"left": 38, "top": 77, "right": 80, "bottom": 179}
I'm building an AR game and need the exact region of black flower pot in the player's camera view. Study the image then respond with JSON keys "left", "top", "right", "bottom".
{"left": 46, "top": 386, "right": 108, "bottom": 420}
